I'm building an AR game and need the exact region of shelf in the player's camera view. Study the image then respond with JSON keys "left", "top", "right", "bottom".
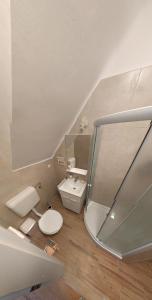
{"left": 66, "top": 167, "right": 87, "bottom": 176}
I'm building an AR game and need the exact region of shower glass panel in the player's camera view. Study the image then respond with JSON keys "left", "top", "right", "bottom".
{"left": 90, "top": 123, "right": 148, "bottom": 208}
{"left": 97, "top": 123, "right": 152, "bottom": 255}
{"left": 85, "top": 112, "right": 152, "bottom": 257}
{"left": 99, "top": 184, "right": 152, "bottom": 254}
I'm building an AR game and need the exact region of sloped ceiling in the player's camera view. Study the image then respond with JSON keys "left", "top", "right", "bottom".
{"left": 10, "top": 0, "right": 152, "bottom": 169}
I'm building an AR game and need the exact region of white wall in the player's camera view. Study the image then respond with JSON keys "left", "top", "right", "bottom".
{"left": 0, "top": 226, "right": 63, "bottom": 297}
{"left": 0, "top": 0, "right": 12, "bottom": 166}
{"left": 103, "top": 0, "right": 152, "bottom": 78}
{"left": 11, "top": 0, "right": 149, "bottom": 169}
{"left": 0, "top": 1, "right": 58, "bottom": 229}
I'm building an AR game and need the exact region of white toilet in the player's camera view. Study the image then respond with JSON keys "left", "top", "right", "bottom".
{"left": 6, "top": 186, "right": 63, "bottom": 235}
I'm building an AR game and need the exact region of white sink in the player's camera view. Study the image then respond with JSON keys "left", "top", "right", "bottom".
{"left": 58, "top": 178, "right": 86, "bottom": 196}
{"left": 58, "top": 178, "right": 86, "bottom": 213}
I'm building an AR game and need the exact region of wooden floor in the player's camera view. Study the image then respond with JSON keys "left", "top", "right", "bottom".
{"left": 17, "top": 279, "right": 82, "bottom": 300}
{"left": 30, "top": 196, "right": 152, "bottom": 300}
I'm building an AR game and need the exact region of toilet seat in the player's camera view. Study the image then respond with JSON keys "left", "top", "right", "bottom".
{"left": 38, "top": 209, "right": 63, "bottom": 235}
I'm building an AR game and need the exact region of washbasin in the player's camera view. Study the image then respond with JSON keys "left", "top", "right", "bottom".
{"left": 58, "top": 178, "right": 86, "bottom": 196}
{"left": 58, "top": 178, "right": 87, "bottom": 213}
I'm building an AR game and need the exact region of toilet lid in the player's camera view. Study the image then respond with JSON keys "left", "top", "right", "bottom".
{"left": 38, "top": 209, "right": 63, "bottom": 235}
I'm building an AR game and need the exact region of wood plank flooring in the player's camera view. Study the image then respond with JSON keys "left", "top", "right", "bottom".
{"left": 30, "top": 196, "right": 152, "bottom": 300}
{"left": 16, "top": 279, "right": 82, "bottom": 300}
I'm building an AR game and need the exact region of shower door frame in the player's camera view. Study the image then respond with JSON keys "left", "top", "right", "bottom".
{"left": 85, "top": 106, "right": 152, "bottom": 260}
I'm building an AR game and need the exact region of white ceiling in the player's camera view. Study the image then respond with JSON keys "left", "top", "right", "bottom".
{"left": 10, "top": 0, "right": 152, "bottom": 168}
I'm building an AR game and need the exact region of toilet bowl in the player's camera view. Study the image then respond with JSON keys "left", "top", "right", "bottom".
{"left": 38, "top": 209, "right": 63, "bottom": 235}
{"left": 6, "top": 186, "right": 63, "bottom": 235}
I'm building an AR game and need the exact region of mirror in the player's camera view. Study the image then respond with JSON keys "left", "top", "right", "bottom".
{"left": 65, "top": 134, "right": 91, "bottom": 170}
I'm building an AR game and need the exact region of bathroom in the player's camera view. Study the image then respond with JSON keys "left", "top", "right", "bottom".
{"left": 1, "top": 1, "right": 152, "bottom": 300}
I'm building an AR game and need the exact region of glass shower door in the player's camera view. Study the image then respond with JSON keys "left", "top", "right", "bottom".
{"left": 85, "top": 106, "right": 152, "bottom": 258}
{"left": 97, "top": 123, "right": 152, "bottom": 256}
{"left": 98, "top": 184, "right": 152, "bottom": 254}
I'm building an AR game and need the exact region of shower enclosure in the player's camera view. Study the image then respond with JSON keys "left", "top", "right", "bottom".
{"left": 84, "top": 106, "right": 152, "bottom": 260}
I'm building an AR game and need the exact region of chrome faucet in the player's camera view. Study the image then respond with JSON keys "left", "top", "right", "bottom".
{"left": 74, "top": 175, "right": 79, "bottom": 182}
